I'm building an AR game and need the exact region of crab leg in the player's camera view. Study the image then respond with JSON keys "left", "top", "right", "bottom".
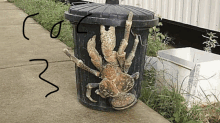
{"left": 86, "top": 83, "right": 99, "bottom": 102}
{"left": 95, "top": 90, "right": 106, "bottom": 99}
{"left": 117, "top": 12, "right": 133, "bottom": 70}
{"left": 124, "top": 35, "right": 139, "bottom": 73}
{"left": 131, "top": 72, "right": 140, "bottom": 80}
{"left": 63, "top": 48, "right": 100, "bottom": 77}
{"left": 100, "top": 25, "right": 118, "bottom": 65}
{"left": 87, "top": 35, "right": 103, "bottom": 71}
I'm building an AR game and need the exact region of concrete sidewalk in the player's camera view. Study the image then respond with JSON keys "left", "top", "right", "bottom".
{"left": 0, "top": 0, "right": 170, "bottom": 123}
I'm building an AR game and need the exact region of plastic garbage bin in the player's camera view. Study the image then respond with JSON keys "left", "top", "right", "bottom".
{"left": 64, "top": 0, "right": 158, "bottom": 111}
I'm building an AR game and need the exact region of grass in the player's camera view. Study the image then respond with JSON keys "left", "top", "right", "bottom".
{"left": 144, "top": 22, "right": 219, "bottom": 123}
{"left": 8, "top": 0, "right": 220, "bottom": 122}
{"left": 140, "top": 69, "right": 200, "bottom": 123}
{"left": 146, "top": 22, "right": 174, "bottom": 57}
{"left": 141, "top": 66, "right": 220, "bottom": 122}
{"left": 8, "top": 0, "right": 74, "bottom": 48}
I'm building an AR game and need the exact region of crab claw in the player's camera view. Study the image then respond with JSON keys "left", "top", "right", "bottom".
{"left": 111, "top": 92, "right": 137, "bottom": 110}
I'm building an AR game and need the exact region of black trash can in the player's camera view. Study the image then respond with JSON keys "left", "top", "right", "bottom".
{"left": 65, "top": 0, "right": 158, "bottom": 111}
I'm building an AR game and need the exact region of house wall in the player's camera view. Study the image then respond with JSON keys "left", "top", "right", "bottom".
{"left": 87, "top": 0, "right": 220, "bottom": 32}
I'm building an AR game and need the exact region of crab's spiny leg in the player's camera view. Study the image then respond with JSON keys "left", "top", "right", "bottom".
{"left": 117, "top": 12, "right": 133, "bottom": 69}
{"left": 86, "top": 83, "right": 99, "bottom": 102}
{"left": 124, "top": 35, "right": 139, "bottom": 73}
{"left": 87, "top": 35, "right": 103, "bottom": 71}
{"left": 131, "top": 72, "right": 140, "bottom": 80}
{"left": 95, "top": 89, "right": 106, "bottom": 98}
{"left": 63, "top": 48, "right": 100, "bottom": 77}
{"left": 118, "top": 12, "right": 133, "bottom": 54}
{"left": 124, "top": 12, "right": 133, "bottom": 42}
{"left": 100, "top": 25, "right": 118, "bottom": 64}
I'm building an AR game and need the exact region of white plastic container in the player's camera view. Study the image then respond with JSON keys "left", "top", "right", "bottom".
{"left": 145, "top": 47, "right": 220, "bottom": 107}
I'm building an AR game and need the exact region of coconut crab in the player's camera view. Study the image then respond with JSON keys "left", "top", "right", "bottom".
{"left": 63, "top": 12, "right": 140, "bottom": 110}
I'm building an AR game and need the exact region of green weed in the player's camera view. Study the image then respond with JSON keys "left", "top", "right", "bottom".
{"left": 11, "top": 0, "right": 74, "bottom": 48}
{"left": 202, "top": 32, "right": 219, "bottom": 53}
{"left": 141, "top": 66, "right": 220, "bottom": 122}
{"left": 147, "top": 22, "right": 173, "bottom": 57}
{"left": 143, "top": 21, "right": 219, "bottom": 123}
{"left": 140, "top": 69, "right": 203, "bottom": 123}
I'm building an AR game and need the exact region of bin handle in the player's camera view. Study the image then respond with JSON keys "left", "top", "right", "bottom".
{"left": 71, "top": 1, "right": 90, "bottom": 6}
{"left": 131, "top": 29, "right": 146, "bottom": 47}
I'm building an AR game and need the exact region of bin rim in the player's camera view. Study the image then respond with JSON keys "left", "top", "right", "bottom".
{"left": 65, "top": 11, "right": 159, "bottom": 28}
{"left": 65, "top": 1, "right": 159, "bottom": 28}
